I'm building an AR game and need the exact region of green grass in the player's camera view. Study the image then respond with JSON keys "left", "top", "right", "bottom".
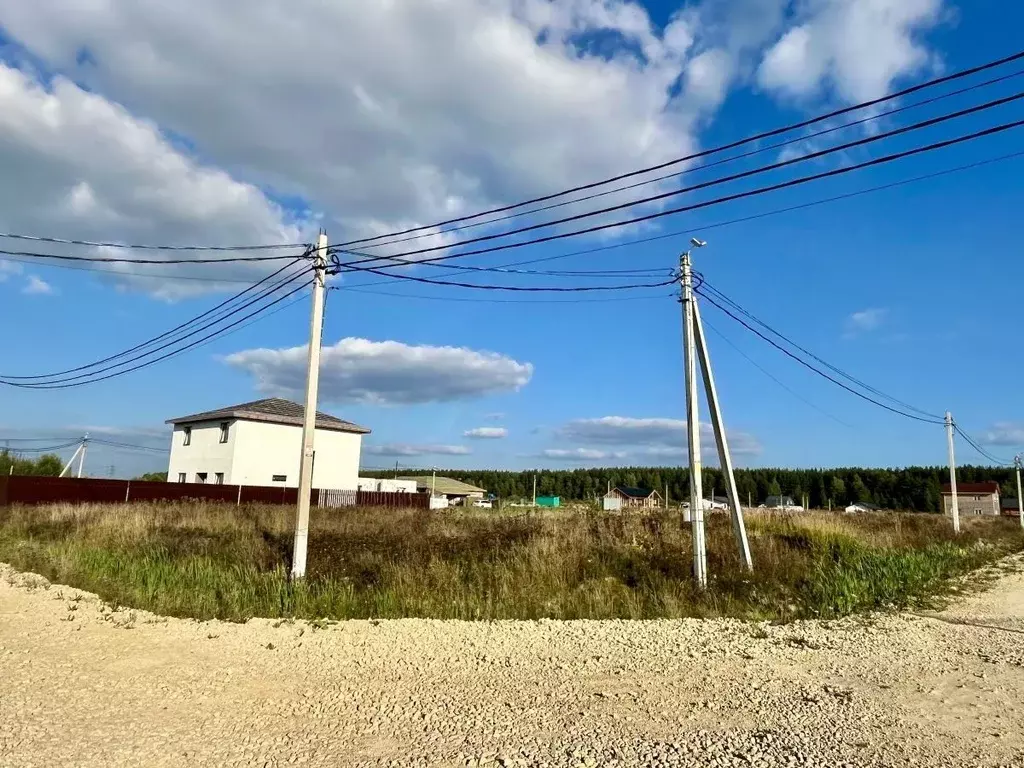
{"left": 1, "top": 502, "right": 1021, "bottom": 622}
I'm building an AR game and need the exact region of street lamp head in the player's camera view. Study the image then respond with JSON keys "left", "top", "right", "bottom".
{"left": 690, "top": 238, "right": 707, "bottom": 248}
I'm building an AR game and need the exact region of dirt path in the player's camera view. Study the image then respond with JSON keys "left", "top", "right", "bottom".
{"left": 2, "top": 562, "right": 1023, "bottom": 768}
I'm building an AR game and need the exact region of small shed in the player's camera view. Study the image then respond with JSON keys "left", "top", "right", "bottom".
{"left": 536, "top": 496, "right": 560, "bottom": 508}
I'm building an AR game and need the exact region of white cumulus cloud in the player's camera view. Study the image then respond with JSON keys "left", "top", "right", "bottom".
{"left": 541, "top": 448, "right": 629, "bottom": 461}
{"left": 758, "top": 0, "right": 945, "bottom": 103}
{"left": 980, "top": 423, "right": 1024, "bottom": 448}
{"left": 364, "top": 444, "right": 471, "bottom": 457}
{"left": 464, "top": 427, "right": 509, "bottom": 439}
{"left": 0, "top": 61, "right": 306, "bottom": 299}
{"left": 22, "top": 275, "right": 55, "bottom": 295}
{"left": 225, "top": 337, "right": 533, "bottom": 405}
{"left": 557, "top": 415, "right": 762, "bottom": 459}
{"left": 844, "top": 307, "right": 888, "bottom": 336}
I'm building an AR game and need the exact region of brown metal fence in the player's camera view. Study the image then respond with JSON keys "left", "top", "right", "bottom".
{"left": 0, "top": 476, "right": 429, "bottom": 509}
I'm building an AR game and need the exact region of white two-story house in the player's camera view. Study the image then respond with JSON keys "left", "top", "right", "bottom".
{"left": 165, "top": 398, "right": 370, "bottom": 490}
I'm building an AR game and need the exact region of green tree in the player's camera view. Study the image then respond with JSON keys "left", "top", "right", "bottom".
{"left": 767, "top": 478, "right": 782, "bottom": 497}
{"left": 135, "top": 471, "right": 169, "bottom": 482}
{"left": 829, "top": 476, "right": 847, "bottom": 505}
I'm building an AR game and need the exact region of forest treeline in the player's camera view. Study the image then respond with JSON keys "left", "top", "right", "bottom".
{"left": 365, "top": 465, "right": 1020, "bottom": 512}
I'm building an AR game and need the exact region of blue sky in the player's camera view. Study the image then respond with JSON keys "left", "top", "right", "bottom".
{"left": 1, "top": 0, "right": 1022, "bottom": 478}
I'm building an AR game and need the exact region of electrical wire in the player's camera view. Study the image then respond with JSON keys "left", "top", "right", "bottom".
{"left": 953, "top": 424, "right": 1013, "bottom": 465}
{"left": 327, "top": 260, "right": 677, "bottom": 292}
{"left": 334, "top": 285, "right": 677, "bottom": 304}
{"left": 338, "top": 92, "right": 1024, "bottom": 267}
{"left": 359, "top": 68, "right": 1024, "bottom": 251}
{"left": 336, "top": 48, "right": 1024, "bottom": 248}
{"left": 1, "top": 272, "right": 312, "bottom": 389}
{"left": 697, "top": 281, "right": 943, "bottom": 420}
{"left": 1, "top": 441, "right": 81, "bottom": 454}
{"left": 336, "top": 149, "right": 1024, "bottom": 292}
{"left": 702, "top": 319, "right": 854, "bottom": 428}
{"left": 90, "top": 438, "right": 170, "bottom": 454}
{"left": 0, "top": 255, "right": 280, "bottom": 283}
{"left": 0, "top": 233, "right": 307, "bottom": 252}
{"left": 0, "top": 247, "right": 311, "bottom": 265}
{"left": 0, "top": 258, "right": 310, "bottom": 380}
{"left": 695, "top": 287, "right": 945, "bottom": 425}
{"left": 330, "top": 117, "right": 1024, "bottom": 271}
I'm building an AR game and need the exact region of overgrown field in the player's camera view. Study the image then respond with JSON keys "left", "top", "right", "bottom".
{"left": 1, "top": 502, "right": 1021, "bottom": 622}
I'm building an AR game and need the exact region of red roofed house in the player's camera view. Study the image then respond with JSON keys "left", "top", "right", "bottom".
{"left": 941, "top": 481, "right": 1000, "bottom": 517}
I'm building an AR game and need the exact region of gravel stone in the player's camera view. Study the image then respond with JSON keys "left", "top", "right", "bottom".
{"left": 2, "top": 558, "right": 1024, "bottom": 766}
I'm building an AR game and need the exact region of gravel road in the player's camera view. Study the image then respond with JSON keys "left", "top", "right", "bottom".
{"left": 2, "top": 561, "right": 1023, "bottom": 768}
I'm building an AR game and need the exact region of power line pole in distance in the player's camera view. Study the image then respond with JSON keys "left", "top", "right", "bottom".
{"left": 1015, "top": 454, "right": 1023, "bottom": 529}
{"left": 945, "top": 412, "right": 960, "bottom": 534}
{"left": 291, "top": 231, "right": 328, "bottom": 580}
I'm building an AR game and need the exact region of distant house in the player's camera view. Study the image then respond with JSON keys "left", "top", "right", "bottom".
{"left": 356, "top": 478, "right": 418, "bottom": 494}
{"left": 1000, "top": 498, "right": 1021, "bottom": 517}
{"left": 166, "top": 398, "right": 369, "bottom": 489}
{"left": 603, "top": 486, "right": 662, "bottom": 511}
{"left": 844, "top": 502, "right": 881, "bottom": 514}
{"left": 765, "top": 495, "right": 802, "bottom": 510}
{"left": 399, "top": 476, "right": 486, "bottom": 506}
{"left": 941, "top": 482, "right": 1000, "bottom": 517}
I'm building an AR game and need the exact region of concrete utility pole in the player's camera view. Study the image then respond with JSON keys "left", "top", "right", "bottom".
{"left": 945, "top": 411, "right": 960, "bottom": 534}
{"left": 692, "top": 296, "right": 753, "bottom": 571}
{"left": 431, "top": 467, "right": 437, "bottom": 498}
{"left": 532, "top": 475, "right": 538, "bottom": 507}
{"left": 1015, "top": 455, "right": 1023, "bottom": 529}
{"left": 77, "top": 434, "right": 88, "bottom": 478}
{"left": 680, "top": 243, "right": 707, "bottom": 588}
{"left": 291, "top": 232, "right": 328, "bottom": 580}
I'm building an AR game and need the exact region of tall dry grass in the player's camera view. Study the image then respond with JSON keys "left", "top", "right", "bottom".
{"left": 1, "top": 502, "right": 1020, "bottom": 622}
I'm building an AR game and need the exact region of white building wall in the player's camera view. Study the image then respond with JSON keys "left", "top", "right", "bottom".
{"left": 167, "top": 422, "right": 235, "bottom": 484}
{"left": 229, "top": 420, "right": 362, "bottom": 490}
{"left": 167, "top": 419, "right": 363, "bottom": 490}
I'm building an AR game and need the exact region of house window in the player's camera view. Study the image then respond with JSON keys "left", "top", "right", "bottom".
{"left": 272, "top": 474, "right": 287, "bottom": 483}
{"left": 177, "top": 473, "right": 186, "bottom": 483}
{"left": 215, "top": 473, "right": 224, "bottom": 485}
{"left": 183, "top": 426, "right": 192, "bottom": 446}
{"left": 219, "top": 422, "right": 229, "bottom": 444}
{"left": 974, "top": 508, "right": 983, "bottom": 515}
{"left": 196, "top": 472, "right": 208, "bottom": 484}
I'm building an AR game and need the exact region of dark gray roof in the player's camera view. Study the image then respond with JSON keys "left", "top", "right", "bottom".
{"left": 166, "top": 398, "right": 370, "bottom": 434}
{"left": 613, "top": 486, "right": 658, "bottom": 499}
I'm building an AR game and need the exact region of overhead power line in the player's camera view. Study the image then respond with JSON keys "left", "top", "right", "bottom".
{"left": 0, "top": 258, "right": 309, "bottom": 380}
{"left": 334, "top": 91, "right": 1024, "bottom": 269}
{"left": 697, "top": 281, "right": 942, "bottom": 420}
{"left": 336, "top": 48, "right": 1024, "bottom": 248}
{"left": 336, "top": 285, "right": 676, "bottom": 304}
{"left": 702, "top": 319, "right": 854, "bottom": 428}
{"left": 338, "top": 149, "right": 1024, "bottom": 292}
{"left": 359, "top": 67, "right": 1024, "bottom": 251}
{"left": 0, "top": 233, "right": 307, "bottom": 252}
{"left": 1, "top": 270, "right": 312, "bottom": 389}
{"left": 695, "top": 286, "right": 944, "bottom": 425}
{"left": 1, "top": 441, "right": 81, "bottom": 454}
{"left": 90, "top": 438, "right": 170, "bottom": 454}
{"left": 0, "top": 247, "right": 311, "bottom": 265}
{"left": 327, "top": 259, "right": 677, "bottom": 292}
{"left": 329, "top": 118, "right": 1024, "bottom": 273}
{"left": 952, "top": 424, "right": 1013, "bottom": 466}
